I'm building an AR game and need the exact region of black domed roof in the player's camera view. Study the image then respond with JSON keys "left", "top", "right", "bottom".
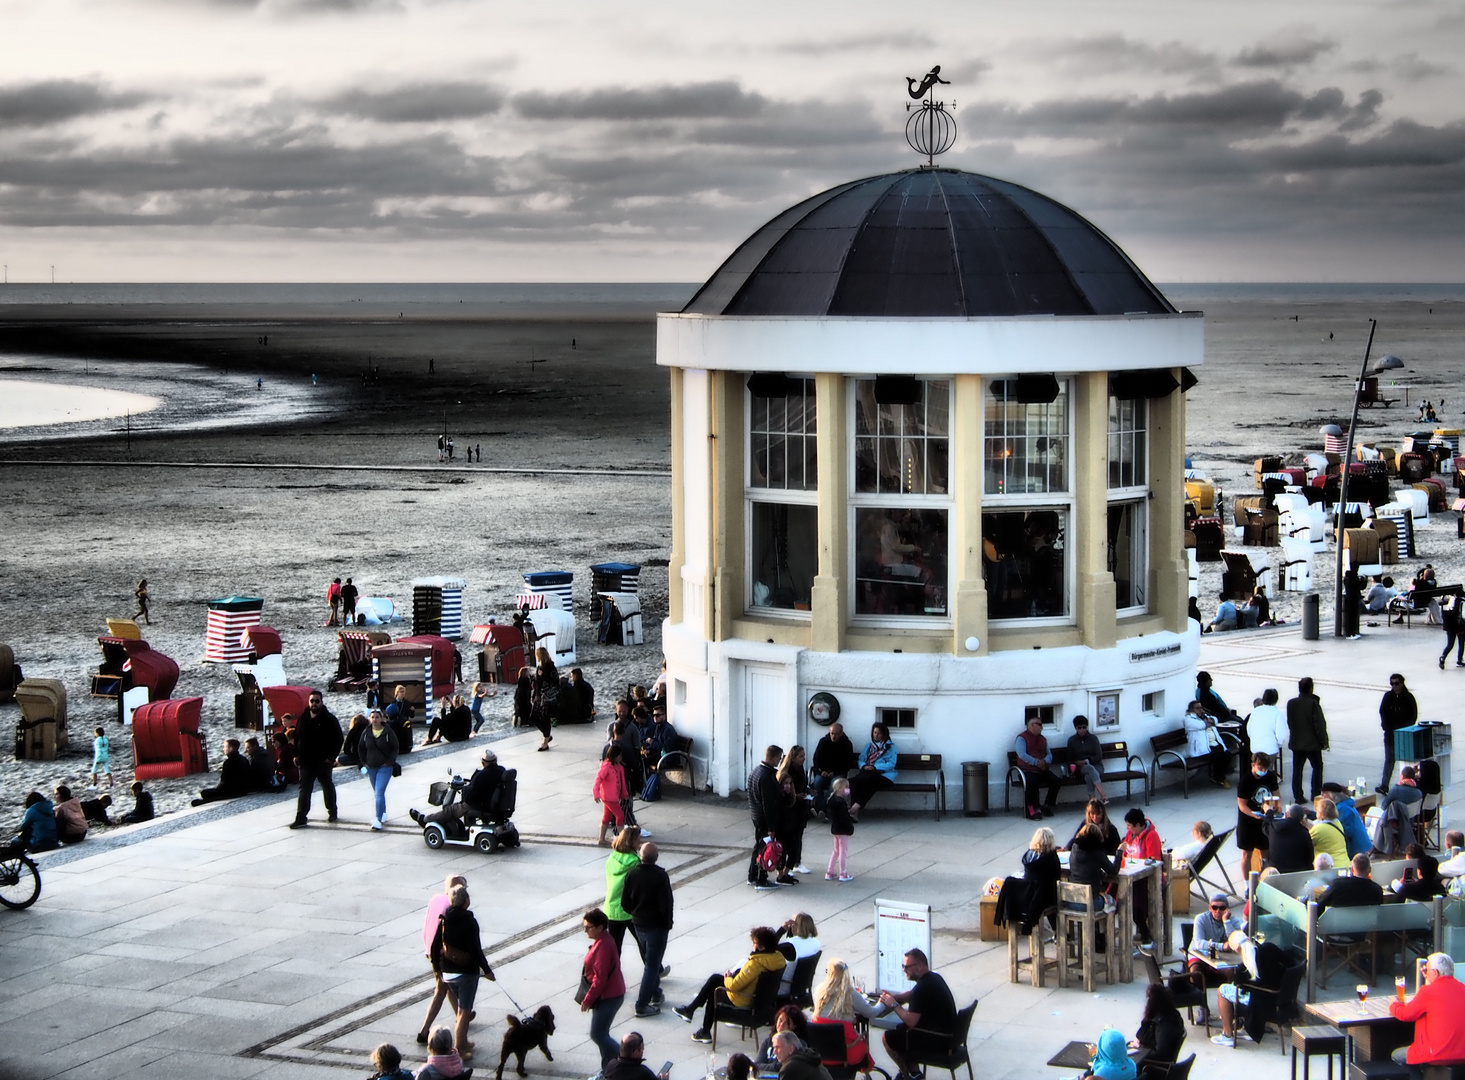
{"left": 683, "top": 168, "right": 1174, "bottom": 318}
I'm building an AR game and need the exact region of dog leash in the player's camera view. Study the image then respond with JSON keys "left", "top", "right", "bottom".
{"left": 494, "top": 971, "right": 525, "bottom": 1013}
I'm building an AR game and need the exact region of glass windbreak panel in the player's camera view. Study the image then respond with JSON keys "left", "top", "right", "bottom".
{"left": 1107, "top": 396, "right": 1147, "bottom": 488}
{"left": 853, "top": 380, "right": 950, "bottom": 495}
{"left": 750, "top": 380, "right": 816, "bottom": 491}
{"left": 1108, "top": 501, "right": 1147, "bottom": 611}
{"left": 853, "top": 507, "right": 949, "bottom": 617}
{"left": 749, "top": 502, "right": 817, "bottom": 611}
{"left": 984, "top": 382, "right": 1070, "bottom": 495}
{"left": 982, "top": 509, "right": 1069, "bottom": 619}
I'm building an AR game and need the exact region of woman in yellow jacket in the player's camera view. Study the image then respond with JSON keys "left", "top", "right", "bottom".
{"left": 674, "top": 925, "right": 787, "bottom": 1043}
{"left": 1310, "top": 797, "right": 1350, "bottom": 866}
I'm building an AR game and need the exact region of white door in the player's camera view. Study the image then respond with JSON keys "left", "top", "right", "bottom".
{"left": 742, "top": 663, "right": 788, "bottom": 787}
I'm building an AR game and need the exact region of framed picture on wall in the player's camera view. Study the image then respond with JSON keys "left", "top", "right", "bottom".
{"left": 1094, "top": 690, "right": 1120, "bottom": 731}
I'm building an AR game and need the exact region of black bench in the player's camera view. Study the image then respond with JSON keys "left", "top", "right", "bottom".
{"left": 1387, "top": 584, "right": 1462, "bottom": 629}
{"left": 887, "top": 753, "right": 946, "bottom": 820}
{"left": 1149, "top": 728, "right": 1238, "bottom": 799}
{"left": 1004, "top": 741, "right": 1149, "bottom": 813}
{"left": 655, "top": 735, "right": 697, "bottom": 793}
{"left": 1005, "top": 747, "right": 1087, "bottom": 814}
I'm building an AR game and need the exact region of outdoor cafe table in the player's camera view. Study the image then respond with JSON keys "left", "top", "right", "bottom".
{"left": 1046, "top": 1040, "right": 1150, "bottom": 1070}
{"left": 1052, "top": 854, "right": 1167, "bottom": 982}
{"left": 1303, "top": 996, "right": 1415, "bottom": 1064}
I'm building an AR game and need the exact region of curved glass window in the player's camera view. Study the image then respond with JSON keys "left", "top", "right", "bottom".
{"left": 982, "top": 509, "right": 1068, "bottom": 620}
{"left": 747, "top": 378, "right": 817, "bottom": 616}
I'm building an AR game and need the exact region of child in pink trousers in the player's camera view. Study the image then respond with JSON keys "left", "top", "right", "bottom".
{"left": 825, "top": 777, "right": 855, "bottom": 881}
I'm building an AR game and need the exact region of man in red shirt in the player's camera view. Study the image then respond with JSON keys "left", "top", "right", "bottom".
{"left": 1390, "top": 952, "right": 1465, "bottom": 1078}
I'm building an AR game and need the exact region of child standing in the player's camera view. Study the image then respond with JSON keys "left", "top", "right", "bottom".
{"left": 826, "top": 776, "right": 855, "bottom": 882}
{"left": 90, "top": 727, "right": 111, "bottom": 789}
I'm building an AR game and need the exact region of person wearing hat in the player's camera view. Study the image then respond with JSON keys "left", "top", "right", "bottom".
{"left": 411, "top": 749, "right": 505, "bottom": 828}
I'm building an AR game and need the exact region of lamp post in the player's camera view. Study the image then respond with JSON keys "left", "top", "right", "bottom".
{"left": 1332, "top": 319, "right": 1404, "bottom": 636}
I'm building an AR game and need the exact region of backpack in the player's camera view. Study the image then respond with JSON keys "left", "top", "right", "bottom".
{"left": 758, "top": 837, "right": 784, "bottom": 872}
{"left": 641, "top": 771, "right": 662, "bottom": 803}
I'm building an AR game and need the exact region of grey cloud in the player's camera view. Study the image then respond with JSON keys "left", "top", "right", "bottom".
{"left": 0, "top": 79, "right": 151, "bottom": 129}
{"left": 1042, "top": 34, "right": 1221, "bottom": 79}
{"left": 514, "top": 81, "right": 767, "bottom": 121}
{"left": 1347, "top": 54, "right": 1454, "bottom": 82}
{"left": 321, "top": 82, "right": 506, "bottom": 122}
{"left": 1233, "top": 33, "right": 1335, "bottom": 69}
{"left": 775, "top": 31, "right": 937, "bottom": 56}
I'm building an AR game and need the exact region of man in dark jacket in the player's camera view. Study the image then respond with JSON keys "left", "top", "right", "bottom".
{"left": 1286, "top": 677, "right": 1330, "bottom": 803}
{"left": 1265, "top": 804, "right": 1317, "bottom": 873}
{"left": 192, "top": 738, "right": 255, "bottom": 805}
{"left": 622, "top": 842, "right": 675, "bottom": 1017}
{"left": 748, "top": 744, "right": 784, "bottom": 890}
{"left": 1379, "top": 674, "right": 1418, "bottom": 793}
{"left": 773, "top": 1031, "right": 833, "bottom": 1080}
{"left": 603, "top": 1032, "right": 669, "bottom": 1080}
{"left": 244, "top": 736, "right": 281, "bottom": 791}
{"left": 290, "top": 691, "right": 343, "bottom": 829}
{"left": 1318, "top": 853, "right": 1385, "bottom": 914}
{"left": 413, "top": 749, "right": 505, "bottom": 827}
{"left": 810, "top": 723, "right": 857, "bottom": 812}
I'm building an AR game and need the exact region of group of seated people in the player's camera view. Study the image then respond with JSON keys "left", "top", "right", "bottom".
{"left": 186, "top": 735, "right": 290, "bottom": 806}
{"left": 1202, "top": 588, "right": 1277, "bottom": 634}
{"left": 670, "top": 924, "right": 956, "bottom": 1080}
{"left": 10, "top": 781, "right": 153, "bottom": 851}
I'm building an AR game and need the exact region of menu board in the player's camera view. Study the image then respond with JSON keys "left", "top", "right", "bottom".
{"left": 873, "top": 898, "right": 932, "bottom": 993}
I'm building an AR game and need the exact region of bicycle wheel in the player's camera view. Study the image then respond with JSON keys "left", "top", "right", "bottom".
{"left": 0, "top": 853, "right": 41, "bottom": 909}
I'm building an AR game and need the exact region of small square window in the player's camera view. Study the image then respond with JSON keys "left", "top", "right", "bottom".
{"left": 1024, "top": 704, "right": 1061, "bottom": 729}
{"left": 879, "top": 707, "right": 917, "bottom": 730}
{"left": 674, "top": 679, "right": 688, "bottom": 706}
{"left": 1142, "top": 690, "right": 1163, "bottom": 715}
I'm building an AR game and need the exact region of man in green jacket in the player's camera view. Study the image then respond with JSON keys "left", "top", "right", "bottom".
{"left": 1286, "top": 676, "right": 1329, "bottom": 803}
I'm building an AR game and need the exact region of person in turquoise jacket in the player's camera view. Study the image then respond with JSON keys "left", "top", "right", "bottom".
{"left": 848, "top": 722, "right": 898, "bottom": 818}
{"left": 14, "top": 792, "right": 58, "bottom": 852}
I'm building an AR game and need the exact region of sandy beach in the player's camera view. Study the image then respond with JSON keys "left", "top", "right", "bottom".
{"left": 2, "top": 285, "right": 1464, "bottom": 831}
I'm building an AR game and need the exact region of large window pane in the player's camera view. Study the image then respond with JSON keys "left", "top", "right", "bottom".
{"left": 853, "top": 380, "right": 950, "bottom": 495}
{"left": 982, "top": 509, "right": 1068, "bottom": 619}
{"left": 749, "top": 502, "right": 817, "bottom": 611}
{"left": 853, "top": 508, "right": 948, "bottom": 617}
{"left": 749, "top": 379, "right": 816, "bottom": 491}
{"left": 984, "top": 381, "right": 1070, "bottom": 495}
{"left": 1108, "top": 501, "right": 1147, "bottom": 611}
{"left": 1107, "top": 396, "right": 1147, "bottom": 488}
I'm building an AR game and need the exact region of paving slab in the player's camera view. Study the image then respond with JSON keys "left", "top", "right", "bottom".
{"left": 1, "top": 625, "right": 1459, "bottom": 1080}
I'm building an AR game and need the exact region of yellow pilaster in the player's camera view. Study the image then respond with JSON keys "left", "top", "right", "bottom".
{"left": 1150, "top": 374, "right": 1189, "bottom": 633}
{"left": 710, "top": 371, "right": 743, "bottom": 642}
{"left": 1075, "top": 372, "right": 1117, "bottom": 648}
{"left": 811, "top": 373, "right": 847, "bottom": 654}
{"left": 668, "top": 366, "right": 685, "bottom": 626}
{"left": 951, "top": 374, "right": 988, "bottom": 656}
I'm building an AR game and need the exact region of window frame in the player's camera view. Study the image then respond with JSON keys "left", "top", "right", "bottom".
{"left": 983, "top": 379, "right": 1072, "bottom": 499}
{"left": 1108, "top": 498, "right": 1149, "bottom": 618}
{"left": 848, "top": 377, "right": 954, "bottom": 628}
{"left": 1107, "top": 392, "right": 1150, "bottom": 618}
{"left": 1106, "top": 394, "right": 1149, "bottom": 491}
{"left": 745, "top": 380, "right": 819, "bottom": 619}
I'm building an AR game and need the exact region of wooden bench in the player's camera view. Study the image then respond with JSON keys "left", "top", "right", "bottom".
{"left": 888, "top": 753, "right": 946, "bottom": 820}
{"left": 1004, "top": 747, "right": 1088, "bottom": 814}
{"left": 1004, "top": 741, "right": 1149, "bottom": 813}
{"left": 1149, "top": 728, "right": 1238, "bottom": 799}
{"left": 655, "top": 735, "right": 697, "bottom": 793}
{"left": 1387, "top": 584, "right": 1462, "bottom": 628}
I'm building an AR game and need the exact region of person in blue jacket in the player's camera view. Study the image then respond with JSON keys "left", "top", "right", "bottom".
{"left": 1320, "top": 783, "right": 1372, "bottom": 857}
{"left": 13, "top": 791, "right": 59, "bottom": 852}
{"left": 847, "top": 722, "right": 897, "bottom": 819}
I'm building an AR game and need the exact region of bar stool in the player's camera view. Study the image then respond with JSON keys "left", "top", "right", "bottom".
{"left": 1290, "top": 1025, "right": 1345, "bottom": 1080}
{"left": 1007, "top": 908, "right": 1059, "bottom": 987}
{"left": 1056, "top": 882, "right": 1119, "bottom": 992}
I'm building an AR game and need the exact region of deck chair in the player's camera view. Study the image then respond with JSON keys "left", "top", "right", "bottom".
{"left": 1188, "top": 827, "right": 1240, "bottom": 904}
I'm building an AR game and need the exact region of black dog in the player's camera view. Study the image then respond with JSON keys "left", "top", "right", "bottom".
{"left": 496, "top": 1005, "right": 556, "bottom": 1080}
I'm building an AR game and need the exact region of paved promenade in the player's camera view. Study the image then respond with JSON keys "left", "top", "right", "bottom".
{"left": 1, "top": 623, "right": 1458, "bottom": 1080}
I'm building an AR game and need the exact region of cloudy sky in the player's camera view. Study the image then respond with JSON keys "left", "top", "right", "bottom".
{"left": 2, "top": 0, "right": 1463, "bottom": 283}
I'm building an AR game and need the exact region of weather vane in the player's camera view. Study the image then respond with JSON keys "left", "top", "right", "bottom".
{"left": 904, "top": 65, "right": 956, "bottom": 167}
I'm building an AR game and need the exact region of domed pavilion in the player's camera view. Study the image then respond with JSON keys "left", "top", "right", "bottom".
{"left": 658, "top": 167, "right": 1202, "bottom": 802}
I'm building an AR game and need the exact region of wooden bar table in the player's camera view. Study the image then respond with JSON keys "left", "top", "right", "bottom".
{"left": 1116, "top": 859, "right": 1162, "bottom": 981}
{"left": 1304, "top": 996, "right": 1414, "bottom": 1065}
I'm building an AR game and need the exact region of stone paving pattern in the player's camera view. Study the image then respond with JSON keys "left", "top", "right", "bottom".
{"left": 1, "top": 625, "right": 1459, "bottom": 1080}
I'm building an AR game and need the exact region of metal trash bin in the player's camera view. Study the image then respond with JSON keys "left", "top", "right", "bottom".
{"left": 1302, "top": 592, "right": 1319, "bottom": 640}
{"left": 962, "top": 761, "right": 989, "bottom": 817}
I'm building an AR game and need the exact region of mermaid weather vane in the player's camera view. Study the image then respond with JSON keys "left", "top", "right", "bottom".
{"left": 905, "top": 65, "right": 956, "bottom": 166}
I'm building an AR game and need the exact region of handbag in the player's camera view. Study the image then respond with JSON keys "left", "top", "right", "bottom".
{"left": 574, "top": 973, "right": 591, "bottom": 1005}
{"left": 392, "top": 761, "right": 402, "bottom": 777}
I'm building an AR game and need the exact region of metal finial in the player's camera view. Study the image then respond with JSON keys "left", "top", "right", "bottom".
{"left": 904, "top": 66, "right": 956, "bottom": 166}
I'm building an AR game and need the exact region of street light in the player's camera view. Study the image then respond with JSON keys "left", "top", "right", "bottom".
{"left": 1332, "top": 319, "right": 1405, "bottom": 636}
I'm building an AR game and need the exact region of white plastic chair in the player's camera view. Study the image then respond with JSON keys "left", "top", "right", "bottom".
{"left": 1188, "top": 550, "right": 1199, "bottom": 600}
{"left": 1395, "top": 488, "right": 1429, "bottom": 523}
{"left": 1280, "top": 538, "right": 1313, "bottom": 592}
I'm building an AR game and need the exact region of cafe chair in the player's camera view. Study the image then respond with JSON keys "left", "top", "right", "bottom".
{"left": 1141, "top": 952, "right": 1208, "bottom": 1027}
{"left": 1243, "top": 956, "right": 1307, "bottom": 1053}
{"left": 710, "top": 968, "right": 783, "bottom": 1050}
{"left": 905, "top": 1000, "right": 978, "bottom": 1080}
{"left": 805, "top": 1018, "right": 891, "bottom": 1080}
{"left": 1141, "top": 1054, "right": 1195, "bottom": 1080}
{"left": 1056, "top": 882, "right": 1120, "bottom": 992}
{"left": 777, "top": 950, "right": 822, "bottom": 1009}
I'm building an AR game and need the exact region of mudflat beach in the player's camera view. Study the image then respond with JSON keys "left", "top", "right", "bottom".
{"left": 2, "top": 284, "right": 1464, "bottom": 829}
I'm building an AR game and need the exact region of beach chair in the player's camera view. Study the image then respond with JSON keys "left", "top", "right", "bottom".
{"left": 131, "top": 697, "right": 208, "bottom": 780}
{"left": 14, "top": 678, "right": 68, "bottom": 760}
{"left": 1186, "top": 550, "right": 1199, "bottom": 600}
{"left": 105, "top": 617, "right": 143, "bottom": 640}
{"left": 1280, "top": 538, "right": 1314, "bottom": 592}
{"left": 1395, "top": 488, "right": 1429, "bottom": 522}
{"left": 0, "top": 643, "right": 22, "bottom": 705}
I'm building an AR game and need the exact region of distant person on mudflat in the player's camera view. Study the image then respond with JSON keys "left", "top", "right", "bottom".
{"left": 325, "top": 577, "right": 342, "bottom": 626}
{"left": 340, "top": 577, "right": 358, "bottom": 624}
{"left": 133, "top": 578, "right": 151, "bottom": 624}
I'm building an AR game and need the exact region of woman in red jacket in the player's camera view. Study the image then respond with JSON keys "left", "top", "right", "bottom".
{"left": 1121, "top": 807, "right": 1163, "bottom": 951}
{"left": 594, "top": 745, "right": 630, "bottom": 846}
{"left": 580, "top": 908, "right": 626, "bottom": 1072}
